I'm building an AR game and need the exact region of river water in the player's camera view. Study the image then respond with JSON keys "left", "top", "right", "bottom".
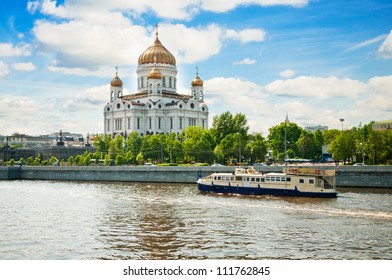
{"left": 0, "top": 180, "right": 391, "bottom": 260}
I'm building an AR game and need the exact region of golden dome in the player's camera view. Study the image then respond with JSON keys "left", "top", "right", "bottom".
{"left": 191, "top": 67, "right": 204, "bottom": 87}
{"left": 110, "top": 73, "right": 123, "bottom": 87}
{"left": 192, "top": 75, "right": 203, "bottom": 87}
{"left": 148, "top": 65, "right": 163, "bottom": 80}
{"left": 138, "top": 36, "right": 176, "bottom": 66}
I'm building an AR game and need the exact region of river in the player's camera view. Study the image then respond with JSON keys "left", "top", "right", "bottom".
{"left": 0, "top": 180, "right": 391, "bottom": 260}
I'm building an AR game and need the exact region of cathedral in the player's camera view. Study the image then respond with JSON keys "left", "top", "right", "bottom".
{"left": 103, "top": 29, "right": 209, "bottom": 137}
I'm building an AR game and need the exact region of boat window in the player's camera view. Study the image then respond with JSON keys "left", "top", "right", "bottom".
{"left": 260, "top": 178, "right": 265, "bottom": 182}
{"left": 251, "top": 178, "right": 256, "bottom": 182}
{"left": 270, "top": 177, "right": 276, "bottom": 182}
{"left": 309, "top": 179, "right": 314, "bottom": 184}
{"left": 236, "top": 176, "right": 242, "bottom": 181}
{"left": 217, "top": 176, "right": 221, "bottom": 180}
{"left": 299, "top": 178, "right": 304, "bottom": 184}
{"left": 287, "top": 177, "right": 291, "bottom": 182}
{"left": 266, "top": 177, "right": 270, "bottom": 181}
{"left": 276, "top": 177, "right": 281, "bottom": 181}
{"left": 281, "top": 177, "right": 286, "bottom": 181}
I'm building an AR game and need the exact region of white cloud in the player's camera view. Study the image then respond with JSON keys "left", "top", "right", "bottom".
{"left": 224, "top": 28, "right": 266, "bottom": 43}
{"left": 279, "top": 68, "right": 296, "bottom": 78}
{"left": 0, "top": 85, "right": 111, "bottom": 135}
{"left": 30, "top": 0, "right": 308, "bottom": 21}
{"left": 12, "top": 62, "right": 37, "bottom": 72}
{"left": 205, "top": 77, "right": 269, "bottom": 117}
{"left": 0, "top": 43, "right": 32, "bottom": 57}
{"left": 0, "top": 61, "right": 10, "bottom": 79}
{"left": 27, "top": 0, "right": 41, "bottom": 14}
{"left": 33, "top": 16, "right": 149, "bottom": 68}
{"left": 265, "top": 76, "right": 366, "bottom": 99}
{"left": 378, "top": 30, "right": 392, "bottom": 59}
{"left": 29, "top": 0, "right": 269, "bottom": 72}
{"left": 33, "top": 10, "right": 265, "bottom": 69}
{"left": 346, "top": 34, "right": 387, "bottom": 52}
{"left": 201, "top": 0, "right": 308, "bottom": 13}
{"left": 233, "top": 58, "right": 257, "bottom": 65}
{"left": 206, "top": 74, "right": 392, "bottom": 133}
{"left": 159, "top": 23, "right": 223, "bottom": 63}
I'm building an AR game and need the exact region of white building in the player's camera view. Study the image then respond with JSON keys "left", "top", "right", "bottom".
{"left": 304, "top": 125, "right": 328, "bottom": 133}
{"left": 104, "top": 30, "right": 209, "bottom": 137}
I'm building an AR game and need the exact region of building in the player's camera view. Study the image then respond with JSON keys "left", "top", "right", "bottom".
{"left": 6, "top": 133, "right": 53, "bottom": 149}
{"left": 304, "top": 125, "right": 328, "bottom": 133}
{"left": 104, "top": 29, "right": 209, "bottom": 137}
{"left": 372, "top": 119, "right": 392, "bottom": 131}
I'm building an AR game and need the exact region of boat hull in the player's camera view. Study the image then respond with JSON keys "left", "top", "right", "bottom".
{"left": 197, "top": 182, "right": 337, "bottom": 198}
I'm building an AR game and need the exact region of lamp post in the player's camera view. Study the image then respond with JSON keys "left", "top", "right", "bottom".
{"left": 339, "top": 118, "right": 345, "bottom": 130}
{"left": 238, "top": 132, "right": 241, "bottom": 165}
{"left": 359, "top": 122, "right": 365, "bottom": 164}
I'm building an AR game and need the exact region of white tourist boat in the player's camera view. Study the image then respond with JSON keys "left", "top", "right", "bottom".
{"left": 197, "top": 167, "right": 337, "bottom": 198}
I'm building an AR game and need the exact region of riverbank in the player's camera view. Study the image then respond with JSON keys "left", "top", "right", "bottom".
{"left": 1, "top": 165, "right": 391, "bottom": 188}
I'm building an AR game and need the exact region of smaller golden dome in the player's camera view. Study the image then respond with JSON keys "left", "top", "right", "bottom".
{"left": 147, "top": 57, "right": 163, "bottom": 80}
{"left": 148, "top": 67, "right": 163, "bottom": 80}
{"left": 191, "top": 67, "right": 203, "bottom": 87}
{"left": 110, "top": 73, "right": 123, "bottom": 87}
{"left": 192, "top": 75, "right": 203, "bottom": 87}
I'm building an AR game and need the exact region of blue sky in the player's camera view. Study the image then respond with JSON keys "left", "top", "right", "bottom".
{"left": 0, "top": 0, "right": 391, "bottom": 136}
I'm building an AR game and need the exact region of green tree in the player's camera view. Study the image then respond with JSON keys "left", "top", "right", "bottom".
{"left": 136, "top": 152, "right": 144, "bottom": 165}
{"left": 211, "top": 111, "right": 249, "bottom": 144}
{"left": 125, "top": 150, "right": 135, "bottom": 164}
{"left": 329, "top": 130, "right": 356, "bottom": 164}
{"left": 104, "top": 154, "right": 111, "bottom": 166}
{"left": 268, "top": 121, "right": 303, "bottom": 161}
{"left": 115, "top": 154, "right": 125, "bottom": 165}
{"left": 68, "top": 156, "right": 74, "bottom": 166}
{"left": 247, "top": 132, "right": 268, "bottom": 163}
{"left": 33, "top": 155, "right": 41, "bottom": 166}
{"left": 140, "top": 134, "right": 163, "bottom": 162}
{"left": 183, "top": 126, "right": 214, "bottom": 163}
{"left": 126, "top": 131, "right": 142, "bottom": 158}
{"left": 109, "top": 135, "right": 124, "bottom": 158}
{"left": 49, "top": 156, "right": 58, "bottom": 165}
{"left": 296, "top": 131, "right": 319, "bottom": 160}
{"left": 323, "top": 129, "right": 340, "bottom": 145}
{"left": 214, "top": 133, "right": 239, "bottom": 164}
{"left": 27, "top": 156, "right": 33, "bottom": 166}
{"left": 74, "top": 154, "right": 82, "bottom": 165}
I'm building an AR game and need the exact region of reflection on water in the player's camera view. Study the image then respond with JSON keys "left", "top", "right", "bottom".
{"left": 0, "top": 181, "right": 391, "bottom": 260}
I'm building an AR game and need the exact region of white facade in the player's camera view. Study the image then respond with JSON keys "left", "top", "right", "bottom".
{"left": 104, "top": 33, "right": 209, "bottom": 136}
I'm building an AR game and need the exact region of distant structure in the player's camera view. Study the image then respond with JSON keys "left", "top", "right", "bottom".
{"left": 103, "top": 26, "right": 209, "bottom": 137}
{"left": 6, "top": 133, "right": 52, "bottom": 149}
{"left": 304, "top": 125, "right": 328, "bottom": 133}
{"left": 372, "top": 119, "right": 392, "bottom": 131}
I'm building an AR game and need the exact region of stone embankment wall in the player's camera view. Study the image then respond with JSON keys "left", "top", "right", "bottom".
{"left": 1, "top": 165, "right": 391, "bottom": 188}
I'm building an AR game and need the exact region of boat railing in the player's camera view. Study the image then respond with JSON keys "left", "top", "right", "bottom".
{"left": 284, "top": 167, "right": 335, "bottom": 177}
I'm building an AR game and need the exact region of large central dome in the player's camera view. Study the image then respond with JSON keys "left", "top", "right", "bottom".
{"left": 138, "top": 36, "right": 176, "bottom": 66}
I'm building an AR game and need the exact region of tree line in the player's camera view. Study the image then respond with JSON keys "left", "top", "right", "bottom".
{"left": 3, "top": 111, "right": 391, "bottom": 166}
{"left": 92, "top": 111, "right": 392, "bottom": 166}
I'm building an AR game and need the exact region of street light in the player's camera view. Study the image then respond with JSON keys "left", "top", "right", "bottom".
{"left": 359, "top": 122, "right": 365, "bottom": 164}
{"left": 238, "top": 132, "right": 241, "bottom": 165}
{"left": 339, "top": 118, "right": 345, "bottom": 130}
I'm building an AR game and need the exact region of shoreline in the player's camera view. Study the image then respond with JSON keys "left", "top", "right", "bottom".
{"left": 1, "top": 165, "right": 392, "bottom": 188}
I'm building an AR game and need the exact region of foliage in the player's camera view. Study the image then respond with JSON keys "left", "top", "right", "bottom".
{"left": 4, "top": 113, "right": 391, "bottom": 166}
{"left": 329, "top": 130, "right": 356, "bottom": 164}
{"left": 267, "top": 121, "right": 303, "bottom": 160}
